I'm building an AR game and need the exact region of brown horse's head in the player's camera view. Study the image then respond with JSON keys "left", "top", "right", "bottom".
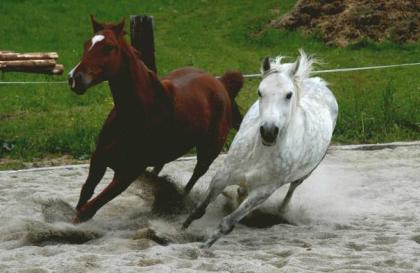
{"left": 68, "top": 16, "right": 126, "bottom": 94}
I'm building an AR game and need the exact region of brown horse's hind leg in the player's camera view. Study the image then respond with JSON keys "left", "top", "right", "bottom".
{"left": 184, "top": 143, "right": 223, "bottom": 194}
{"left": 184, "top": 100, "right": 230, "bottom": 194}
{"left": 145, "top": 164, "right": 164, "bottom": 178}
{"left": 184, "top": 161, "right": 210, "bottom": 194}
{"left": 73, "top": 169, "right": 141, "bottom": 223}
{"left": 76, "top": 153, "right": 107, "bottom": 211}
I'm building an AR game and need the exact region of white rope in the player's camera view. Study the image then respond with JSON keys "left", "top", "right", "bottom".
{"left": 0, "top": 81, "right": 67, "bottom": 84}
{"left": 242, "top": 62, "right": 420, "bottom": 79}
{"left": 315, "top": 62, "right": 420, "bottom": 74}
{"left": 0, "top": 62, "right": 419, "bottom": 84}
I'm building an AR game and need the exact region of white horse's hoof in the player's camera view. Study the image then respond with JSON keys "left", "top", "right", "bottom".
{"left": 199, "top": 243, "right": 209, "bottom": 249}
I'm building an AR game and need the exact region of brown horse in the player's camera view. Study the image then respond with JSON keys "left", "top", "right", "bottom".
{"left": 67, "top": 16, "right": 243, "bottom": 223}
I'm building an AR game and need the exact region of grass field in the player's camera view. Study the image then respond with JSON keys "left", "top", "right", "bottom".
{"left": 0, "top": 0, "right": 419, "bottom": 168}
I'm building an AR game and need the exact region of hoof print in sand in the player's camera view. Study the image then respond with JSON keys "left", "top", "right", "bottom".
{"left": 134, "top": 225, "right": 206, "bottom": 246}
{"left": 24, "top": 221, "right": 103, "bottom": 245}
{"left": 134, "top": 227, "right": 171, "bottom": 246}
{"left": 19, "top": 199, "right": 103, "bottom": 245}
{"left": 41, "top": 199, "right": 77, "bottom": 223}
{"left": 240, "top": 210, "right": 293, "bottom": 228}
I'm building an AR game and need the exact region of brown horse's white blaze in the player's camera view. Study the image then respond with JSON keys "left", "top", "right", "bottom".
{"left": 68, "top": 35, "right": 104, "bottom": 90}
{"left": 68, "top": 16, "right": 244, "bottom": 223}
{"left": 89, "top": 35, "right": 105, "bottom": 50}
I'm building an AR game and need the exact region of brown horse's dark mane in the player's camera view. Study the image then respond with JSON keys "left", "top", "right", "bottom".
{"left": 111, "top": 35, "right": 172, "bottom": 120}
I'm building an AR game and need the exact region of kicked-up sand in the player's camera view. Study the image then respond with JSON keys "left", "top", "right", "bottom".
{"left": 0, "top": 142, "right": 419, "bottom": 272}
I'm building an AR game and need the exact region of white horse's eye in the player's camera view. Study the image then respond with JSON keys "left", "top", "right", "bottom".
{"left": 286, "top": 92, "right": 293, "bottom": 100}
{"left": 257, "top": 89, "right": 262, "bottom": 97}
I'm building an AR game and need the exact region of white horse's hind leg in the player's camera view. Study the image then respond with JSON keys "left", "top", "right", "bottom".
{"left": 182, "top": 171, "right": 234, "bottom": 229}
{"left": 182, "top": 189, "right": 217, "bottom": 229}
{"left": 236, "top": 180, "right": 249, "bottom": 204}
{"left": 202, "top": 184, "right": 278, "bottom": 248}
{"left": 278, "top": 178, "right": 304, "bottom": 214}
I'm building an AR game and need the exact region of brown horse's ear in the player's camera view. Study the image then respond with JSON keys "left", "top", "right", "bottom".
{"left": 112, "top": 17, "right": 126, "bottom": 37}
{"left": 90, "top": 15, "right": 104, "bottom": 33}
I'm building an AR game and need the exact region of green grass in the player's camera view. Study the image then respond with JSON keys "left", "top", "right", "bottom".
{"left": 0, "top": 0, "right": 419, "bottom": 164}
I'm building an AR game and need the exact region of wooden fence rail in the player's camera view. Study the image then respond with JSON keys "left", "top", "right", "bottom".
{"left": 0, "top": 51, "right": 63, "bottom": 75}
{"left": 0, "top": 15, "right": 155, "bottom": 77}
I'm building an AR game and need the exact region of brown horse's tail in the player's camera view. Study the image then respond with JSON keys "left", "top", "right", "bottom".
{"left": 219, "top": 71, "right": 244, "bottom": 130}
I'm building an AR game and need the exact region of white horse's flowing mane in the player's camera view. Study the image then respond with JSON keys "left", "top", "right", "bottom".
{"left": 261, "top": 49, "right": 317, "bottom": 81}
{"left": 260, "top": 49, "right": 321, "bottom": 101}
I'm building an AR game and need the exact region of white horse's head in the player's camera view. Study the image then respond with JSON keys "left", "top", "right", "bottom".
{"left": 257, "top": 50, "right": 315, "bottom": 146}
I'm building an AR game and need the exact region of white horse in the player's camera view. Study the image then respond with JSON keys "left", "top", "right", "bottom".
{"left": 182, "top": 50, "right": 338, "bottom": 248}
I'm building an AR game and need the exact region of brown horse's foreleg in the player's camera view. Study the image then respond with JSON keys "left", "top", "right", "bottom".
{"left": 73, "top": 170, "right": 140, "bottom": 223}
{"left": 76, "top": 153, "right": 107, "bottom": 211}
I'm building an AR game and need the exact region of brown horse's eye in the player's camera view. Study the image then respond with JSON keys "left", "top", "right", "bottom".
{"left": 102, "top": 44, "right": 115, "bottom": 53}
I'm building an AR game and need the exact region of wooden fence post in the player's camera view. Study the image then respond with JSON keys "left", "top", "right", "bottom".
{"left": 130, "top": 15, "right": 157, "bottom": 73}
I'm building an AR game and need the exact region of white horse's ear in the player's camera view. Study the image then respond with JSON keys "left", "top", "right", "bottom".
{"left": 290, "top": 49, "right": 314, "bottom": 82}
{"left": 261, "top": 57, "right": 271, "bottom": 74}
{"left": 290, "top": 56, "right": 300, "bottom": 78}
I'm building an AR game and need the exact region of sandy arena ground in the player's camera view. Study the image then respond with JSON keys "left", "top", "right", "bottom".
{"left": 0, "top": 142, "right": 419, "bottom": 273}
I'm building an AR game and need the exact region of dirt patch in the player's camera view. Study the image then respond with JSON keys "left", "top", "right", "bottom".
{"left": 0, "top": 155, "right": 87, "bottom": 170}
{"left": 270, "top": 0, "right": 419, "bottom": 47}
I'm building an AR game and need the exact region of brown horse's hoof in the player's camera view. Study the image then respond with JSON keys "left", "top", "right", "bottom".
{"left": 75, "top": 203, "right": 84, "bottom": 212}
{"left": 72, "top": 216, "right": 81, "bottom": 225}
{"left": 144, "top": 169, "right": 157, "bottom": 178}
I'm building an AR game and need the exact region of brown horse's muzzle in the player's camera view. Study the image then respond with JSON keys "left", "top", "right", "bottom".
{"left": 68, "top": 71, "right": 90, "bottom": 95}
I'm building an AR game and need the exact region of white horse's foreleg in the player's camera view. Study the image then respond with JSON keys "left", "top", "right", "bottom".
{"left": 182, "top": 171, "right": 234, "bottom": 229}
{"left": 202, "top": 184, "right": 278, "bottom": 248}
{"left": 278, "top": 178, "right": 304, "bottom": 214}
